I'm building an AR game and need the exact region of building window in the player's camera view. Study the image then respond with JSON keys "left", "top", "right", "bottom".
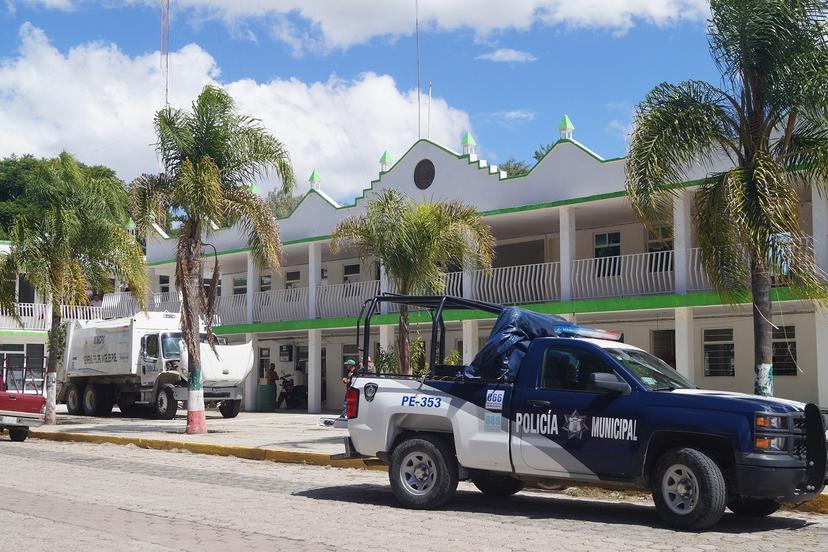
{"left": 159, "top": 275, "right": 170, "bottom": 294}
{"left": 232, "top": 276, "right": 247, "bottom": 295}
{"left": 647, "top": 227, "right": 674, "bottom": 272}
{"left": 285, "top": 271, "right": 301, "bottom": 289}
{"left": 320, "top": 267, "right": 328, "bottom": 285}
{"left": 594, "top": 232, "right": 621, "bottom": 277}
{"left": 703, "top": 329, "right": 735, "bottom": 376}
{"left": 258, "top": 347, "right": 270, "bottom": 379}
{"left": 772, "top": 326, "right": 797, "bottom": 376}
{"left": 343, "top": 264, "right": 361, "bottom": 284}
{"left": 260, "top": 275, "right": 272, "bottom": 293}
{"left": 203, "top": 278, "right": 221, "bottom": 297}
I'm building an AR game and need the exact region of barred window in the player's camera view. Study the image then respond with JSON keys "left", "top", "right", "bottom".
{"left": 772, "top": 326, "right": 797, "bottom": 376}
{"left": 232, "top": 276, "right": 247, "bottom": 295}
{"left": 704, "top": 328, "right": 734, "bottom": 376}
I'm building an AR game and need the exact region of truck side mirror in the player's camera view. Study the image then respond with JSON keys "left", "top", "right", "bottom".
{"left": 590, "top": 372, "right": 631, "bottom": 395}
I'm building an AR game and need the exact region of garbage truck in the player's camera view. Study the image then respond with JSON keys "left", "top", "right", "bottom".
{"left": 58, "top": 311, "right": 253, "bottom": 419}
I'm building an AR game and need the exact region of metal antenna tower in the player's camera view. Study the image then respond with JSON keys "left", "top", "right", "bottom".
{"left": 160, "top": 0, "right": 171, "bottom": 106}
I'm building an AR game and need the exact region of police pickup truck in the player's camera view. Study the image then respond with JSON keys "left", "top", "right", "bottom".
{"left": 338, "top": 295, "right": 828, "bottom": 530}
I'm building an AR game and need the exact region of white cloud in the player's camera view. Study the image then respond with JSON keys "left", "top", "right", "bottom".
{"left": 26, "top": 1, "right": 711, "bottom": 51}
{"left": 487, "top": 110, "right": 536, "bottom": 128}
{"left": 475, "top": 48, "right": 537, "bottom": 63}
{"left": 0, "top": 24, "right": 472, "bottom": 201}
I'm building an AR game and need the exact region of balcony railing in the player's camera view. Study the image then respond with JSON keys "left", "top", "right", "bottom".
{"left": 60, "top": 305, "right": 103, "bottom": 320}
{"left": 101, "top": 292, "right": 139, "bottom": 318}
{"left": 215, "top": 293, "right": 248, "bottom": 325}
{"left": 253, "top": 287, "right": 309, "bottom": 322}
{"left": 571, "top": 250, "right": 674, "bottom": 299}
{"left": 149, "top": 291, "right": 181, "bottom": 313}
{"left": 0, "top": 303, "right": 50, "bottom": 331}
{"left": 473, "top": 262, "right": 560, "bottom": 305}
{"left": 687, "top": 248, "right": 712, "bottom": 291}
{"left": 317, "top": 280, "right": 380, "bottom": 319}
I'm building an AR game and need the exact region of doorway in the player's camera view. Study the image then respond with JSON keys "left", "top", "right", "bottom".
{"left": 651, "top": 329, "right": 676, "bottom": 368}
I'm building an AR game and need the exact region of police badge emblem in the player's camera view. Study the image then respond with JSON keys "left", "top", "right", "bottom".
{"left": 563, "top": 410, "right": 589, "bottom": 439}
{"left": 364, "top": 383, "right": 378, "bottom": 402}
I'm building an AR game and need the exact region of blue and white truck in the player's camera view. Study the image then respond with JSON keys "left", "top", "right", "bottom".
{"left": 338, "top": 295, "right": 828, "bottom": 530}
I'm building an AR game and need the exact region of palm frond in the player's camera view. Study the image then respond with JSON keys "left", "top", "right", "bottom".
{"left": 222, "top": 186, "right": 282, "bottom": 272}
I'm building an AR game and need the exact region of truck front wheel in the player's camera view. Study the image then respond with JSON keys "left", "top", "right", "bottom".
{"left": 219, "top": 400, "right": 241, "bottom": 418}
{"left": 651, "top": 447, "right": 727, "bottom": 530}
{"left": 155, "top": 386, "right": 178, "bottom": 420}
{"left": 727, "top": 497, "right": 781, "bottom": 517}
{"left": 472, "top": 473, "right": 525, "bottom": 497}
{"left": 389, "top": 436, "right": 458, "bottom": 509}
{"left": 9, "top": 427, "right": 28, "bottom": 442}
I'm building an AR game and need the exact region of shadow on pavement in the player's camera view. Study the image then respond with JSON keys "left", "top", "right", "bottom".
{"left": 295, "top": 484, "right": 816, "bottom": 534}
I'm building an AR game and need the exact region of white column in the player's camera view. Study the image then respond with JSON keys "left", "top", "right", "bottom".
{"left": 308, "top": 242, "right": 321, "bottom": 319}
{"left": 244, "top": 333, "right": 258, "bottom": 412}
{"left": 673, "top": 190, "right": 692, "bottom": 295}
{"left": 462, "top": 266, "right": 474, "bottom": 299}
{"left": 675, "top": 307, "right": 695, "bottom": 383}
{"left": 462, "top": 319, "right": 479, "bottom": 365}
{"left": 379, "top": 324, "right": 393, "bottom": 353}
{"left": 379, "top": 264, "right": 390, "bottom": 314}
{"left": 559, "top": 206, "right": 576, "bottom": 302}
{"left": 816, "top": 308, "right": 828, "bottom": 406}
{"left": 307, "top": 329, "right": 322, "bottom": 413}
{"left": 245, "top": 252, "right": 259, "bottom": 323}
{"left": 812, "top": 190, "right": 828, "bottom": 273}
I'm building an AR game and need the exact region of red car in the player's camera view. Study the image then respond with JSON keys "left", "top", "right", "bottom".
{"left": 0, "top": 371, "right": 45, "bottom": 442}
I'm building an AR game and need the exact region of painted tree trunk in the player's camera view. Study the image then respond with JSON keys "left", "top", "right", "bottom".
{"left": 398, "top": 305, "right": 411, "bottom": 375}
{"left": 751, "top": 256, "right": 774, "bottom": 396}
{"left": 44, "top": 307, "right": 60, "bottom": 424}
{"left": 185, "top": 239, "right": 207, "bottom": 434}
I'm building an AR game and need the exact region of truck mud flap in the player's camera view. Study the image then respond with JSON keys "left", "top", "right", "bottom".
{"left": 804, "top": 403, "right": 827, "bottom": 491}
{"left": 330, "top": 437, "right": 367, "bottom": 460}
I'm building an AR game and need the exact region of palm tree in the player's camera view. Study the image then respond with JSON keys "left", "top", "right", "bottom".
{"left": 0, "top": 152, "right": 147, "bottom": 423}
{"left": 332, "top": 189, "right": 494, "bottom": 374}
{"left": 625, "top": 0, "right": 828, "bottom": 396}
{"left": 130, "top": 84, "right": 294, "bottom": 434}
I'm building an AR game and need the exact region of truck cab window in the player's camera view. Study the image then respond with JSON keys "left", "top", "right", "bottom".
{"left": 145, "top": 334, "right": 159, "bottom": 358}
{"left": 540, "top": 346, "right": 613, "bottom": 392}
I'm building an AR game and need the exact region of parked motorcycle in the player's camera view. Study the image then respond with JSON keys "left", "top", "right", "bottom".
{"left": 276, "top": 374, "right": 308, "bottom": 410}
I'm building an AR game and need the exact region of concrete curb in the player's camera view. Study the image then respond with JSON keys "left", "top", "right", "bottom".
{"left": 26, "top": 430, "right": 828, "bottom": 514}
{"left": 29, "top": 430, "right": 386, "bottom": 472}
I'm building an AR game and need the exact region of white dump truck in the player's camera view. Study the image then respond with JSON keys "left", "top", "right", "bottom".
{"left": 58, "top": 311, "right": 253, "bottom": 419}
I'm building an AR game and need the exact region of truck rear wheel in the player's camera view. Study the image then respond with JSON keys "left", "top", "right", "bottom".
{"left": 389, "top": 436, "right": 458, "bottom": 509}
{"left": 727, "top": 497, "right": 781, "bottom": 517}
{"left": 219, "top": 400, "right": 241, "bottom": 418}
{"left": 651, "top": 447, "right": 727, "bottom": 530}
{"left": 9, "top": 427, "right": 28, "bottom": 442}
{"left": 65, "top": 383, "right": 84, "bottom": 415}
{"left": 155, "top": 386, "right": 177, "bottom": 420}
{"left": 471, "top": 473, "right": 525, "bottom": 497}
{"left": 83, "top": 384, "right": 112, "bottom": 416}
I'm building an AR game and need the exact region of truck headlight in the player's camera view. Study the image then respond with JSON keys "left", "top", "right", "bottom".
{"left": 755, "top": 414, "right": 785, "bottom": 430}
{"left": 755, "top": 436, "right": 787, "bottom": 452}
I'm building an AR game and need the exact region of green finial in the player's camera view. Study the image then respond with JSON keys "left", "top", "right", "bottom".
{"left": 558, "top": 114, "right": 574, "bottom": 131}
{"left": 379, "top": 150, "right": 393, "bottom": 165}
{"left": 248, "top": 183, "right": 259, "bottom": 194}
{"left": 309, "top": 169, "right": 321, "bottom": 184}
{"left": 461, "top": 131, "right": 477, "bottom": 147}
{"left": 125, "top": 218, "right": 136, "bottom": 230}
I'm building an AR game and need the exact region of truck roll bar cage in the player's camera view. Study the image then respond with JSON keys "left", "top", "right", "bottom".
{"left": 355, "top": 293, "right": 503, "bottom": 373}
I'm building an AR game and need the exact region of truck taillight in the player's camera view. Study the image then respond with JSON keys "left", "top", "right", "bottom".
{"left": 345, "top": 387, "right": 360, "bottom": 419}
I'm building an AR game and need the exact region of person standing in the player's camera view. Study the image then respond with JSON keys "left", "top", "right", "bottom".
{"left": 340, "top": 359, "right": 358, "bottom": 417}
{"left": 266, "top": 363, "right": 277, "bottom": 410}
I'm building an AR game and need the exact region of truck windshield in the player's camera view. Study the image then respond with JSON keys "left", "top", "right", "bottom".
{"left": 605, "top": 348, "right": 694, "bottom": 391}
{"left": 161, "top": 332, "right": 225, "bottom": 358}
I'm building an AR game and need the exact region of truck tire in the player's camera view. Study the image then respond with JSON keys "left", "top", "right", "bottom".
{"left": 155, "top": 386, "right": 177, "bottom": 420}
{"left": 727, "top": 497, "right": 781, "bottom": 517}
{"left": 65, "top": 383, "right": 84, "bottom": 415}
{"left": 82, "top": 384, "right": 108, "bottom": 416}
{"left": 389, "top": 435, "right": 458, "bottom": 509}
{"left": 219, "top": 400, "right": 242, "bottom": 418}
{"left": 472, "top": 474, "right": 525, "bottom": 497}
{"left": 651, "top": 447, "right": 727, "bottom": 530}
{"left": 9, "top": 427, "right": 28, "bottom": 442}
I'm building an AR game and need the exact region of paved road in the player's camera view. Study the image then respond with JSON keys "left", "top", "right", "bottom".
{"left": 1, "top": 438, "right": 826, "bottom": 552}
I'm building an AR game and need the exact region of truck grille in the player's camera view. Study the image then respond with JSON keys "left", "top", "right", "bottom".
{"left": 792, "top": 439, "right": 807, "bottom": 458}
{"left": 793, "top": 417, "right": 807, "bottom": 431}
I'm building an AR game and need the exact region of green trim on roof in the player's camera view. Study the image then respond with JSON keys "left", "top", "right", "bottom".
{"left": 461, "top": 131, "right": 477, "bottom": 147}
{"left": 146, "top": 234, "right": 332, "bottom": 266}
{"left": 559, "top": 114, "right": 574, "bottom": 131}
{"left": 213, "top": 288, "right": 806, "bottom": 335}
{"left": 309, "top": 169, "right": 321, "bottom": 184}
{"left": 0, "top": 329, "right": 47, "bottom": 337}
{"left": 379, "top": 151, "right": 392, "bottom": 165}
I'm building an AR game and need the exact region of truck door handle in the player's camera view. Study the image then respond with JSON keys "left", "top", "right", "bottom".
{"left": 527, "top": 399, "right": 550, "bottom": 409}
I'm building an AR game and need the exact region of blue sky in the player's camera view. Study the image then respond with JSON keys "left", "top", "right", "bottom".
{"left": 0, "top": 1, "right": 719, "bottom": 200}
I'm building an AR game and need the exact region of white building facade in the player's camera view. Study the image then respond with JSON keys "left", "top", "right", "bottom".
{"left": 4, "top": 121, "right": 828, "bottom": 411}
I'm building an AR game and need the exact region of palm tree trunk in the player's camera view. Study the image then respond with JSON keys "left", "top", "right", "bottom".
{"left": 185, "top": 234, "right": 206, "bottom": 434}
{"left": 44, "top": 304, "right": 60, "bottom": 424}
{"left": 751, "top": 255, "right": 774, "bottom": 396}
{"left": 398, "top": 305, "right": 411, "bottom": 375}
